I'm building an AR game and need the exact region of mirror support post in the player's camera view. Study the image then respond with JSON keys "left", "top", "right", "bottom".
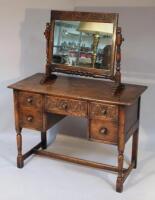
{"left": 41, "top": 22, "right": 57, "bottom": 84}
{"left": 113, "top": 27, "right": 124, "bottom": 94}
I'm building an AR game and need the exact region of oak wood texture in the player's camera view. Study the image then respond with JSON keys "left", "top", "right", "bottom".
{"left": 19, "top": 108, "right": 43, "bottom": 131}
{"left": 18, "top": 91, "right": 42, "bottom": 109}
{"left": 45, "top": 96, "right": 87, "bottom": 117}
{"left": 89, "top": 119, "right": 118, "bottom": 144}
{"left": 8, "top": 73, "right": 147, "bottom": 192}
{"left": 89, "top": 102, "right": 118, "bottom": 121}
{"left": 9, "top": 73, "right": 146, "bottom": 106}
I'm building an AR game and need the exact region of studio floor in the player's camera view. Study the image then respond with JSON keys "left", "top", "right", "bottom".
{"left": 0, "top": 128, "right": 154, "bottom": 200}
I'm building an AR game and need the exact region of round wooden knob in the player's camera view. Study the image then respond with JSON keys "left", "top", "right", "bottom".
{"left": 27, "top": 116, "right": 33, "bottom": 122}
{"left": 27, "top": 97, "right": 33, "bottom": 103}
{"left": 99, "top": 127, "right": 108, "bottom": 135}
{"left": 62, "top": 103, "right": 68, "bottom": 110}
{"left": 101, "top": 109, "right": 107, "bottom": 115}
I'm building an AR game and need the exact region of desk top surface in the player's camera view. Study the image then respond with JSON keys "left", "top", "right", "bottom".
{"left": 8, "top": 73, "right": 147, "bottom": 106}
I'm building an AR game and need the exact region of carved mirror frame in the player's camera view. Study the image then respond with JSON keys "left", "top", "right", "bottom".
{"left": 41, "top": 10, "right": 124, "bottom": 87}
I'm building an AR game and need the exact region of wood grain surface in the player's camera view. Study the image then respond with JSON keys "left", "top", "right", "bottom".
{"left": 8, "top": 73, "right": 147, "bottom": 106}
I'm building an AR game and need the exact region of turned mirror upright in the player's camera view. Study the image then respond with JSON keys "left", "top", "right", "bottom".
{"left": 41, "top": 10, "right": 124, "bottom": 91}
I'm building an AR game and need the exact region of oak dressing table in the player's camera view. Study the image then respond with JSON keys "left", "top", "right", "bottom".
{"left": 8, "top": 10, "right": 147, "bottom": 192}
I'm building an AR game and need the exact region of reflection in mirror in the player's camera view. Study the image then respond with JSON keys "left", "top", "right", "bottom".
{"left": 53, "top": 20, "right": 114, "bottom": 70}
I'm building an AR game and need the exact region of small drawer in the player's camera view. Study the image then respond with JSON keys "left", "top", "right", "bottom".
{"left": 89, "top": 119, "right": 118, "bottom": 144}
{"left": 89, "top": 102, "right": 118, "bottom": 121}
{"left": 19, "top": 108, "right": 43, "bottom": 131}
{"left": 18, "top": 91, "right": 42, "bottom": 109}
{"left": 45, "top": 96, "right": 87, "bottom": 117}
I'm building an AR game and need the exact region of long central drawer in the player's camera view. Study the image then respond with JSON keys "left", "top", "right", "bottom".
{"left": 45, "top": 96, "right": 87, "bottom": 117}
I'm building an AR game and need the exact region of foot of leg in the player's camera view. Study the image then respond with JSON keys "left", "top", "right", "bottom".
{"left": 17, "top": 156, "right": 24, "bottom": 168}
{"left": 116, "top": 151, "right": 124, "bottom": 192}
{"left": 116, "top": 177, "right": 123, "bottom": 193}
{"left": 41, "top": 131, "right": 47, "bottom": 149}
{"left": 16, "top": 128, "right": 24, "bottom": 168}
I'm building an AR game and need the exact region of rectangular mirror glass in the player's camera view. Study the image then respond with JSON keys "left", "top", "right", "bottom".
{"left": 53, "top": 20, "right": 114, "bottom": 70}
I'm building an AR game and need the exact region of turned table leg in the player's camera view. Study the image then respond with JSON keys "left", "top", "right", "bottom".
{"left": 116, "top": 106, "right": 125, "bottom": 193}
{"left": 16, "top": 128, "right": 24, "bottom": 168}
{"left": 116, "top": 148, "right": 124, "bottom": 192}
{"left": 131, "top": 128, "right": 139, "bottom": 169}
{"left": 41, "top": 131, "right": 47, "bottom": 149}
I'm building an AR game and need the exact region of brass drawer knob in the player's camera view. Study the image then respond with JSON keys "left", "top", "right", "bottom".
{"left": 101, "top": 109, "right": 107, "bottom": 115}
{"left": 27, "top": 116, "right": 33, "bottom": 122}
{"left": 27, "top": 97, "right": 33, "bottom": 103}
{"left": 99, "top": 127, "right": 108, "bottom": 135}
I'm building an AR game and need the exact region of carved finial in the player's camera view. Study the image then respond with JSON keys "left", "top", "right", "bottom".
{"left": 44, "top": 23, "right": 51, "bottom": 40}
{"left": 44, "top": 23, "right": 51, "bottom": 66}
{"left": 115, "top": 27, "right": 124, "bottom": 84}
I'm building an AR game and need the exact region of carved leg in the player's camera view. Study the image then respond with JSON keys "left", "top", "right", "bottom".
{"left": 131, "top": 129, "right": 139, "bottom": 169}
{"left": 41, "top": 131, "right": 47, "bottom": 149}
{"left": 116, "top": 150, "right": 124, "bottom": 192}
{"left": 116, "top": 106, "right": 126, "bottom": 192}
{"left": 16, "top": 128, "right": 24, "bottom": 168}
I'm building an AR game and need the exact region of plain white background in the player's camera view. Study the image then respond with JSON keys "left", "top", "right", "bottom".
{"left": 0, "top": 0, "right": 155, "bottom": 199}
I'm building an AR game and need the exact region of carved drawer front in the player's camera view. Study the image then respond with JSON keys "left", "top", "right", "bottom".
{"left": 18, "top": 91, "right": 42, "bottom": 109}
{"left": 45, "top": 96, "right": 87, "bottom": 117}
{"left": 90, "top": 119, "right": 118, "bottom": 144}
{"left": 90, "top": 102, "right": 118, "bottom": 121}
{"left": 19, "top": 108, "right": 43, "bottom": 131}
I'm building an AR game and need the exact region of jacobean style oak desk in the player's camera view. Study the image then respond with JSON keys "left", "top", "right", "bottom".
{"left": 9, "top": 73, "right": 146, "bottom": 192}
{"left": 8, "top": 10, "right": 147, "bottom": 192}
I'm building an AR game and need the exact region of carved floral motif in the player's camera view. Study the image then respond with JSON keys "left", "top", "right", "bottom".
{"left": 90, "top": 102, "right": 118, "bottom": 121}
{"left": 45, "top": 96, "right": 87, "bottom": 117}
